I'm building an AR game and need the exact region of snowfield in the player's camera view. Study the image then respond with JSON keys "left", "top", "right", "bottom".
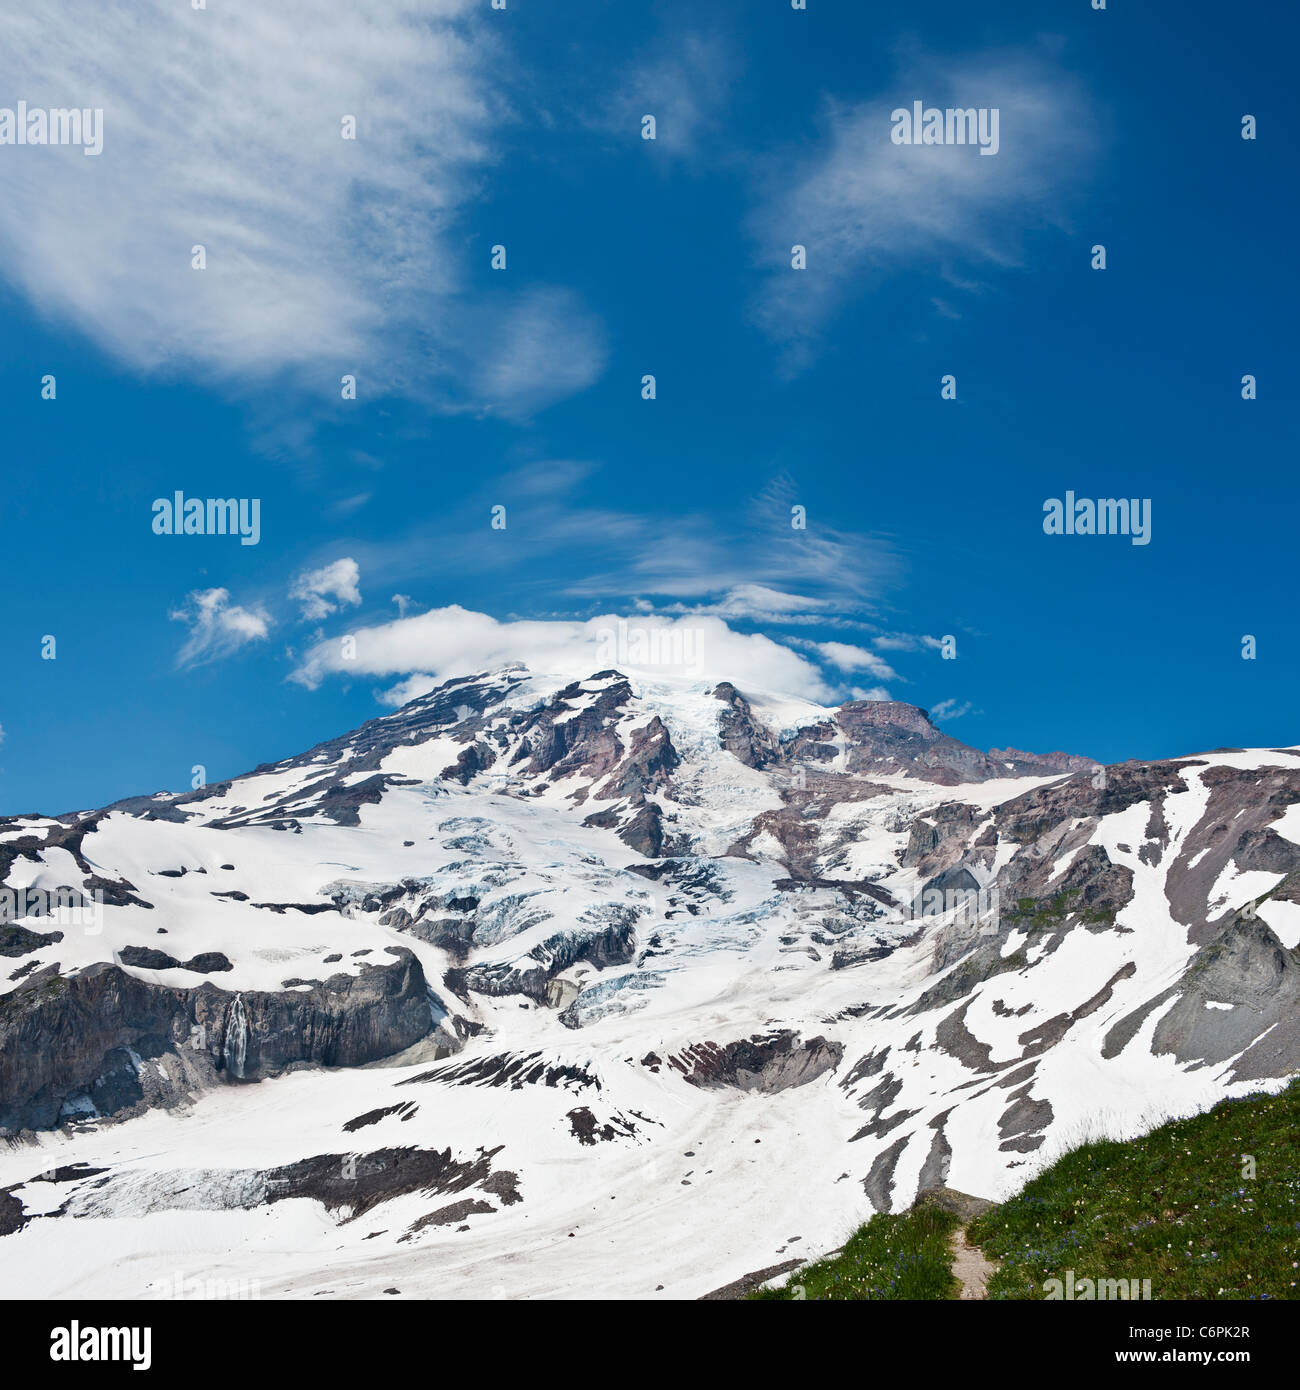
{"left": 2, "top": 668, "right": 1298, "bottom": 1298}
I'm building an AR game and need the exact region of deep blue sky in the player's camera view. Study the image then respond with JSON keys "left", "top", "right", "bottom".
{"left": 1, "top": 0, "right": 1296, "bottom": 815}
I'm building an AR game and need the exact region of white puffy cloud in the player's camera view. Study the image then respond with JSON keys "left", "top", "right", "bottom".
{"left": 809, "top": 641, "right": 900, "bottom": 683}
{"left": 170, "top": 588, "right": 271, "bottom": 667}
{"left": 290, "top": 604, "right": 839, "bottom": 704}
{"left": 289, "top": 558, "right": 362, "bottom": 622}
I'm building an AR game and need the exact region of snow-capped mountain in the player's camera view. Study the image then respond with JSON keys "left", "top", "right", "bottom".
{"left": 2, "top": 667, "right": 1298, "bottom": 1299}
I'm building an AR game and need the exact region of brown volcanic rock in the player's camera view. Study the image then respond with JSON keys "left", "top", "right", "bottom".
{"left": 668, "top": 1032, "right": 843, "bottom": 1093}
{"left": 830, "top": 703, "right": 998, "bottom": 784}
{"left": 901, "top": 804, "right": 982, "bottom": 873}
{"left": 513, "top": 675, "right": 634, "bottom": 782}
{"left": 713, "top": 683, "right": 780, "bottom": 769}
{"left": 838, "top": 701, "right": 940, "bottom": 739}
{"left": 833, "top": 703, "right": 1096, "bottom": 784}
{"left": 725, "top": 694, "right": 1097, "bottom": 787}
{"left": 988, "top": 746, "right": 1099, "bottom": 773}
{"left": 993, "top": 760, "right": 1197, "bottom": 843}
{"left": 596, "top": 715, "right": 679, "bottom": 801}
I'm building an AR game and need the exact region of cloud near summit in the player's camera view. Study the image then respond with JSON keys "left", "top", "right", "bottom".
{"left": 290, "top": 604, "right": 858, "bottom": 705}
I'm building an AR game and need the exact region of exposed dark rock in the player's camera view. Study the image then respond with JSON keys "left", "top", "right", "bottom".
{"left": 915, "top": 1115, "right": 954, "bottom": 1192}
{"left": 697, "top": 1258, "right": 806, "bottom": 1300}
{"left": 118, "top": 947, "right": 233, "bottom": 974}
{"left": 402, "top": 1198, "right": 495, "bottom": 1237}
{"left": 598, "top": 716, "right": 679, "bottom": 800}
{"left": 39, "top": 1146, "right": 521, "bottom": 1233}
{"left": 669, "top": 1032, "right": 842, "bottom": 1093}
{"left": 342, "top": 1104, "right": 416, "bottom": 1133}
{"left": 440, "top": 742, "right": 496, "bottom": 785}
{"left": 249, "top": 901, "right": 334, "bottom": 915}
{"left": 987, "top": 747, "right": 1098, "bottom": 774}
{"left": 1153, "top": 916, "right": 1300, "bottom": 1080}
{"left": 0, "top": 1187, "right": 26, "bottom": 1236}
{"left": 911, "top": 1185, "right": 995, "bottom": 1222}
{"left": 445, "top": 906, "right": 640, "bottom": 1002}
{"left": 81, "top": 874, "right": 152, "bottom": 910}
{"left": 902, "top": 805, "right": 980, "bottom": 872}
{"left": 998, "top": 1092, "right": 1053, "bottom": 1151}
{"left": 619, "top": 803, "right": 665, "bottom": 858}
{"left": 118, "top": 946, "right": 178, "bottom": 970}
{"left": 1015, "top": 963, "right": 1136, "bottom": 1056}
{"left": 406, "top": 1049, "right": 599, "bottom": 1093}
{"left": 263, "top": 1146, "right": 522, "bottom": 1222}
{"left": 862, "top": 1135, "right": 910, "bottom": 1212}
{"left": 713, "top": 683, "right": 780, "bottom": 769}
{"left": 185, "top": 953, "right": 234, "bottom": 974}
{"left": 0, "top": 950, "right": 436, "bottom": 1134}
{"left": 904, "top": 938, "right": 1028, "bottom": 1017}
{"left": 0, "top": 926, "right": 63, "bottom": 958}
{"left": 839, "top": 1046, "right": 891, "bottom": 1089}
{"left": 566, "top": 1105, "right": 637, "bottom": 1145}
{"left": 934, "top": 1001, "right": 998, "bottom": 1073}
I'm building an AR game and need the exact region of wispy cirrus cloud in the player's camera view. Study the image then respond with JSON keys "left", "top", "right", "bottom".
{"left": 873, "top": 632, "right": 945, "bottom": 653}
{"left": 590, "top": 31, "right": 738, "bottom": 162}
{"left": 562, "top": 473, "right": 899, "bottom": 612}
{"left": 750, "top": 42, "right": 1097, "bottom": 371}
{"left": 930, "top": 698, "right": 978, "bottom": 722}
{"left": 0, "top": 1, "right": 605, "bottom": 416}
{"left": 205, "top": 458, "right": 945, "bottom": 698}
{"left": 462, "top": 288, "right": 608, "bottom": 418}
{"left": 321, "top": 464, "right": 899, "bottom": 628}
{"left": 664, "top": 583, "right": 839, "bottom": 625}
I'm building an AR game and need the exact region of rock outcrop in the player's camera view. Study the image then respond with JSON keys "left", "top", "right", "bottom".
{"left": 0, "top": 948, "right": 436, "bottom": 1134}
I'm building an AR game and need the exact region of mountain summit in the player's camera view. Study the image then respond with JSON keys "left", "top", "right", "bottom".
{"left": 1, "top": 667, "right": 1297, "bottom": 1299}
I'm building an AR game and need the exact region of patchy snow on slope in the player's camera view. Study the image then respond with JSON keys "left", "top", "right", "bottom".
{"left": 3, "top": 670, "right": 1299, "bottom": 1300}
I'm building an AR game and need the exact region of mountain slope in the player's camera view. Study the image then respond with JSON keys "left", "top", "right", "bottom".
{"left": 1, "top": 667, "right": 1298, "bottom": 1299}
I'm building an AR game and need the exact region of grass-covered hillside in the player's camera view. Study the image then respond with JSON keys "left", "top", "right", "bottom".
{"left": 971, "top": 1076, "right": 1300, "bottom": 1300}
{"left": 751, "top": 1205, "right": 960, "bottom": 1300}
{"left": 754, "top": 1076, "right": 1300, "bottom": 1300}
